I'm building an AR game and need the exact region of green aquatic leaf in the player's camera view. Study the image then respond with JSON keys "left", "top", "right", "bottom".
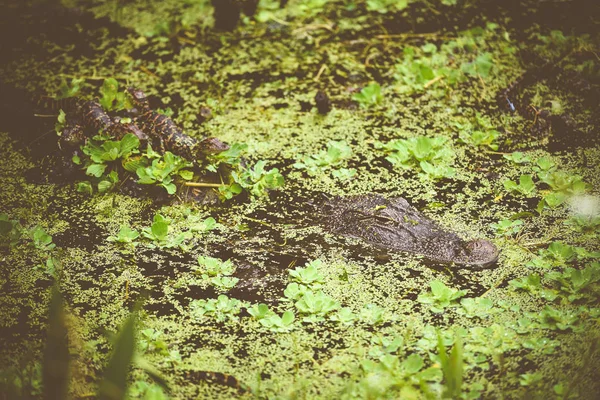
{"left": 98, "top": 310, "right": 138, "bottom": 400}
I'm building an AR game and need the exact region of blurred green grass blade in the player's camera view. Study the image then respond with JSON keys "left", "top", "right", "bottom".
{"left": 43, "top": 285, "right": 70, "bottom": 400}
{"left": 135, "top": 356, "right": 170, "bottom": 393}
{"left": 98, "top": 311, "right": 137, "bottom": 400}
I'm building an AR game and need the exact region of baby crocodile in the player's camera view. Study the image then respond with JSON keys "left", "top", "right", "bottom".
{"left": 321, "top": 194, "right": 499, "bottom": 268}
{"left": 127, "top": 88, "right": 229, "bottom": 160}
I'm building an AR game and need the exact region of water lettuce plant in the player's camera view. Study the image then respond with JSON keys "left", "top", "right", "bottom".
{"left": 375, "top": 135, "right": 455, "bottom": 179}
{"left": 417, "top": 280, "right": 468, "bottom": 313}
{"left": 352, "top": 83, "right": 383, "bottom": 107}
{"left": 293, "top": 140, "right": 355, "bottom": 178}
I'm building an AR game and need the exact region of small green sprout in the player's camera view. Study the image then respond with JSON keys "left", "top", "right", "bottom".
{"left": 209, "top": 276, "right": 239, "bottom": 290}
{"left": 283, "top": 282, "right": 309, "bottom": 301}
{"left": 57, "top": 77, "right": 84, "bottom": 99}
{"left": 490, "top": 218, "right": 523, "bottom": 236}
{"left": 294, "top": 290, "right": 339, "bottom": 322}
{"left": 194, "top": 256, "right": 238, "bottom": 291}
{"left": 417, "top": 280, "right": 467, "bottom": 313}
{"left": 519, "top": 372, "right": 543, "bottom": 387}
{"left": 288, "top": 259, "right": 325, "bottom": 287}
{"left": 186, "top": 215, "right": 217, "bottom": 233}
{"left": 107, "top": 225, "right": 140, "bottom": 244}
{"left": 503, "top": 151, "right": 531, "bottom": 164}
{"left": 141, "top": 214, "right": 191, "bottom": 249}
{"left": 249, "top": 304, "right": 295, "bottom": 332}
{"left": 195, "top": 256, "right": 235, "bottom": 276}
{"left": 366, "top": 0, "right": 409, "bottom": 13}
{"left": 457, "top": 297, "right": 496, "bottom": 318}
{"left": 189, "top": 295, "right": 244, "bottom": 323}
{"left": 503, "top": 174, "right": 536, "bottom": 197}
{"left": 139, "top": 328, "right": 169, "bottom": 356}
{"left": 99, "top": 78, "right": 131, "bottom": 111}
{"left": 330, "top": 307, "right": 357, "bottom": 325}
{"left": 34, "top": 256, "right": 61, "bottom": 278}
{"left": 232, "top": 160, "right": 285, "bottom": 197}
{"left": 248, "top": 303, "right": 271, "bottom": 320}
{"left": 533, "top": 156, "right": 556, "bottom": 172}
{"left": 359, "top": 303, "right": 390, "bottom": 325}
{"left": 455, "top": 113, "right": 501, "bottom": 150}
{"left": 0, "top": 213, "right": 23, "bottom": 248}
{"left": 30, "top": 226, "right": 55, "bottom": 252}
{"left": 375, "top": 135, "right": 455, "bottom": 179}
{"left": 55, "top": 110, "right": 67, "bottom": 136}
{"left": 352, "top": 83, "right": 383, "bottom": 107}
{"left": 293, "top": 140, "right": 354, "bottom": 177}
{"left": 135, "top": 151, "right": 194, "bottom": 195}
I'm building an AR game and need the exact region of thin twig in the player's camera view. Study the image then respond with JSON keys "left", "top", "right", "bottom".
{"left": 424, "top": 75, "right": 444, "bottom": 88}
{"left": 183, "top": 182, "right": 223, "bottom": 188}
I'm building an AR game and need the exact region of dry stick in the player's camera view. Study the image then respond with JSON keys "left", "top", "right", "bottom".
{"left": 183, "top": 182, "right": 223, "bottom": 188}
{"left": 424, "top": 75, "right": 444, "bottom": 88}
{"left": 314, "top": 64, "right": 327, "bottom": 82}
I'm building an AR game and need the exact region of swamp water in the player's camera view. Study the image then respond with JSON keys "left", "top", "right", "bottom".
{"left": 0, "top": 0, "right": 599, "bottom": 398}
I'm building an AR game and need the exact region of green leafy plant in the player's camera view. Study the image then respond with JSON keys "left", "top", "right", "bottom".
{"left": 193, "top": 254, "right": 239, "bottom": 291}
{"left": 248, "top": 304, "right": 295, "bottom": 332}
{"left": 437, "top": 332, "right": 463, "bottom": 399}
{"left": 195, "top": 256, "right": 235, "bottom": 276}
{"left": 417, "top": 280, "right": 467, "bottom": 313}
{"left": 530, "top": 306, "right": 583, "bottom": 332}
{"left": 375, "top": 135, "right": 455, "bottom": 179}
{"left": 107, "top": 225, "right": 140, "bottom": 244}
{"left": 454, "top": 113, "right": 502, "bottom": 151}
{"left": 352, "top": 83, "right": 383, "bottom": 107}
{"left": 0, "top": 213, "right": 23, "bottom": 248}
{"left": 99, "top": 78, "right": 131, "bottom": 112}
{"left": 230, "top": 160, "right": 284, "bottom": 197}
{"left": 330, "top": 307, "right": 357, "bottom": 325}
{"left": 490, "top": 218, "right": 524, "bottom": 236}
{"left": 79, "top": 133, "right": 140, "bottom": 194}
{"left": 394, "top": 28, "right": 498, "bottom": 96}
{"left": 503, "top": 175, "right": 536, "bottom": 197}
{"left": 139, "top": 328, "right": 170, "bottom": 356}
{"left": 546, "top": 263, "right": 600, "bottom": 303}
{"left": 57, "top": 77, "right": 84, "bottom": 99}
{"left": 294, "top": 290, "right": 339, "bottom": 322}
{"left": 283, "top": 282, "right": 310, "bottom": 301}
{"left": 503, "top": 151, "right": 531, "bottom": 164}
{"left": 293, "top": 140, "right": 355, "bottom": 178}
{"left": 133, "top": 150, "right": 194, "bottom": 195}
{"left": 366, "top": 0, "right": 409, "bottom": 13}
{"left": 288, "top": 259, "right": 325, "bottom": 287}
{"left": 30, "top": 226, "right": 56, "bottom": 252}
{"left": 141, "top": 214, "right": 191, "bottom": 249}
{"left": 359, "top": 303, "right": 391, "bottom": 326}
{"left": 457, "top": 297, "right": 497, "bottom": 318}
{"left": 189, "top": 295, "right": 244, "bottom": 323}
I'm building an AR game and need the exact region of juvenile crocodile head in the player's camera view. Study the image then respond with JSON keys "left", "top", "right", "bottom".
{"left": 320, "top": 194, "right": 500, "bottom": 268}
{"left": 455, "top": 239, "right": 500, "bottom": 268}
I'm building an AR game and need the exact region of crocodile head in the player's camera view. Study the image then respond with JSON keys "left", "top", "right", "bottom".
{"left": 197, "top": 137, "right": 230, "bottom": 156}
{"left": 459, "top": 239, "right": 499, "bottom": 268}
{"left": 126, "top": 87, "right": 150, "bottom": 112}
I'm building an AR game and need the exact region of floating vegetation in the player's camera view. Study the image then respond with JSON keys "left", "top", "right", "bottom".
{"left": 0, "top": 0, "right": 599, "bottom": 399}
